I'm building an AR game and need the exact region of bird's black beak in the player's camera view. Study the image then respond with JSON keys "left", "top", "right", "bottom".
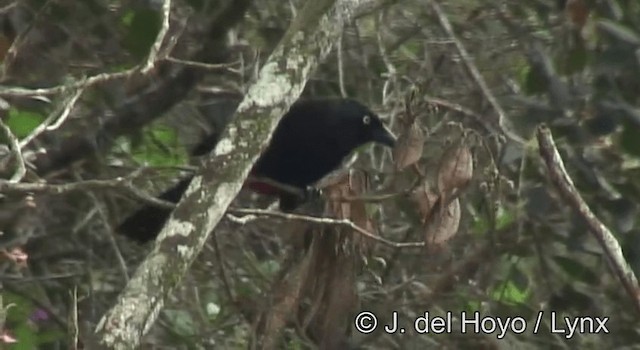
{"left": 373, "top": 124, "right": 397, "bottom": 148}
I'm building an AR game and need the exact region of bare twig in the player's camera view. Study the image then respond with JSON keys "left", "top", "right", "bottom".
{"left": 164, "top": 56, "right": 239, "bottom": 72}
{"left": 0, "top": 69, "right": 137, "bottom": 97}
{"left": 74, "top": 172, "right": 130, "bottom": 282}
{"left": 0, "top": 0, "right": 168, "bottom": 97}
{"left": 424, "top": 95, "right": 500, "bottom": 136}
{"left": 141, "top": 0, "right": 172, "bottom": 74}
{"left": 337, "top": 31, "right": 348, "bottom": 97}
{"left": 536, "top": 125, "right": 640, "bottom": 314}
{"left": 375, "top": 12, "right": 397, "bottom": 106}
{"left": 19, "top": 86, "right": 85, "bottom": 149}
{"left": 0, "top": 170, "right": 176, "bottom": 210}
{"left": 70, "top": 287, "right": 79, "bottom": 350}
{"left": 207, "top": 236, "right": 236, "bottom": 306}
{"left": 0, "top": 100, "right": 25, "bottom": 182}
{"left": 228, "top": 208, "right": 425, "bottom": 248}
{"left": 425, "top": 0, "right": 524, "bottom": 144}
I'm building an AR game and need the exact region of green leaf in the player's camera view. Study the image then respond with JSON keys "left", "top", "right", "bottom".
{"left": 11, "top": 324, "right": 37, "bottom": 350}
{"left": 130, "top": 125, "right": 188, "bottom": 167}
{"left": 5, "top": 108, "right": 45, "bottom": 138}
{"left": 495, "top": 205, "right": 515, "bottom": 231}
{"left": 471, "top": 204, "right": 514, "bottom": 234}
{"left": 490, "top": 279, "right": 530, "bottom": 305}
{"left": 464, "top": 299, "right": 482, "bottom": 313}
{"left": 35, "top": 329, "right": 66, "bottom": 344}
{"left": 152, "top": 125, "right": 177, "bottom": 144}
{"left": 121, "top": 9, "right": 161, "bottom": 59}
{"left": 3, "top": 292, "right": 34, "bottom": 324}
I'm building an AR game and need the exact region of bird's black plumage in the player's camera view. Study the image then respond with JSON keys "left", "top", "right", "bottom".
{"left": 118, "top": 98, "right": 396, "bottom": 242}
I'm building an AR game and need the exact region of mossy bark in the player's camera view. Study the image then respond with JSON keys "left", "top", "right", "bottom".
{"left": 94, "top": 0, "right": 370, "bottom": 349}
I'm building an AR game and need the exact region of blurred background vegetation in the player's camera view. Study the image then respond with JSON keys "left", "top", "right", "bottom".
{"left": 1, "top": 0, "right": 640, "bottom": 348}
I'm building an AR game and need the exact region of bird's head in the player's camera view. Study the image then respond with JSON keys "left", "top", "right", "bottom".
{"left": 332, "top": 99, "right": 397, "bottom": 149}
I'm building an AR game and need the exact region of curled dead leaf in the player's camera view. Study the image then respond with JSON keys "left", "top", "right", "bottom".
{"left": 393, "top": 121, "right": 425, "bottom": 170}
{"left": 410, "top": 185, "right": 440, "bottom": 223}
{"left": 2, "top": 247, "right": 28, "bottom": 268}
{"left": 424, "top": 198, "right": 461, "bottom": 247}
{"left": 437, "top": 144, "right": 473, "bottom": 194}
{"left": 323, "top": 170, "right": 376, "bottom": 240}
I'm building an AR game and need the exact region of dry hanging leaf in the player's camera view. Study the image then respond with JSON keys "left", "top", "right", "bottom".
{"left": 1, "top": 247, "right": 28, "bottom": 268}
{"left": 393, "top": 121, "right": 425, "bottom": 170}
{"left": 424, "top": 198, "right": 461, "bottom": 246}
{"left": 323, "top": 170, "right": 376, "bottom": 241}
{"left": 437, "top": 144, "right": 473, "bottom": 194}
{"left": 410, "top": 184, "right": 440, "bottom": 223}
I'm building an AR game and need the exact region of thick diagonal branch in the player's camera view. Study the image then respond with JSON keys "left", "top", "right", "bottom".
{"left": 537, "top": 125, "right": 640, "bottom": 314}
{"left": 93, "top": 0, "right": 371, "bottom": 348}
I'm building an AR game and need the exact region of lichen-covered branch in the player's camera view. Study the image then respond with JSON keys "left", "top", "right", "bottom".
{"left": 94, "top": 0, "right": 371, "bottom": 348}
{"left": 537, "top": 125, "right": 640, "bottom": 314}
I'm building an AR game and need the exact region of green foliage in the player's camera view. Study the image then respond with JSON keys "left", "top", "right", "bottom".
{"left": 2, "top": 292, "right": 65, "bottom": 349}
{"left": 121, "top": 8, "right": 161, "bottom": 59}
{"left": 472, "top": 204, "right": 515, "bottom": 234}
{"left": 129, "top": 125, "right": 188, "bottom": 167}
{"left": 4, "top": 108, "right": 45, "bottom": 139}
{"left": 490, "top": 279, "right": 530, "bottom": 305}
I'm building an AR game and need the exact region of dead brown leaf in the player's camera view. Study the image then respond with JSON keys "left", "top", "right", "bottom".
{"left": 437, "top": 144, "right": 473, "bottom": 195}
{"left": 424, "top": 198, "right": 461, "bottom": 247}
{"left": 393, "top": 121, "right": 425, "bottom": 170}
{"left": 410, "top": 184, "right": 440, "bottom": 223}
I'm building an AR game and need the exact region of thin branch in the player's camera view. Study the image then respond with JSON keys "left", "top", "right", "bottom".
{"left": 0, "top": 69, "right": 137, "bottom": 97}
{"left": 425, "top": 0, "right": 524, "bottom": 144}
{"left": 0, "top": 0, "right": 168, "bottom": 97}
{"left": 228, "top": 208, "right": 425, "bottom": 248}
{"left": 0, "top": 100, "right": 25, "bottom": 182}
{"left": 375, "top": 12, "right": 397, "bottom": 106}
{"left": 424, "top": 95, "right": 499, "bottom": 136}
{"left": 337, "top": 31, "right": 348, "bottom": 97}
{"left": 536, "top": 125, "right": 640, "bottom": 314}
{"left": 0, "top": 170, "right": 176, "bottom": 210}
{"left": 141, "top": 0, "right": 172, "bottom": 74}
{"left": 19, "top": 86, "right": 85, "bottom": 148}
{"left": 73, "top": 171, "right": 130, "bottom": 283}
{"left": 1, "top": 1, "right": 172, "bottom": 98}
{"left": 164, "top": 56, "right": 240, "bottom": 72}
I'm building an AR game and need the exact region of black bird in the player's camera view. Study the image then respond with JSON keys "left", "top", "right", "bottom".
{"left": 118, "top": 98, "right": 396, "bottom": 242}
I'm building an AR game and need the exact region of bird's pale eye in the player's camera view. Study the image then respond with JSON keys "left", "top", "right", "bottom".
{"left": 363, "top": 115, "right": 371, "bottom": 125}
